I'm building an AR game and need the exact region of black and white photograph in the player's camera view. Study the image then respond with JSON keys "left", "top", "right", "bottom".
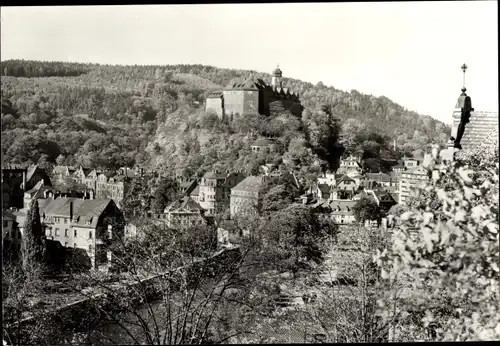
{"left": 1, "top": 1, "right": 498, "bottom": 344}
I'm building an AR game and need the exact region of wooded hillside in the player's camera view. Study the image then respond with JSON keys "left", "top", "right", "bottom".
{"left": 1, "top": 59, "right": 450, "bottom": 181}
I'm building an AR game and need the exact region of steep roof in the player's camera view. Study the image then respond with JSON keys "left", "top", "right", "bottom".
{"left": 365, "top": 172, "right": 392, "bottom": 182}
{"left": 405, "top": 165, "right": 428, "bottom": 175}
{"left": 389, "top": 193, "right": 400, "bottom": 203}
{"left": 190, "top": 185, "right": 200, "bottom": 197}
{"left": 41, "top": 198, "right": 113, "bottom": 227}
{"left": 225, "top": 78, "right": 260, "bottom": 90}
{"left": 371, "top": 189, "right": 396, "bottom": 202}
{"left": 456, "top": 111, "right": 499, "bottom": 151}
{"left": 164, "top": 196, "right": 204, "bottom": 213}
{"left": 85, "top": 169, "right": 98, "bottom": 179}
{"left": 317, "top": 184, "right": 330, "bottom": 194}
{"left": 232, "top": 176, "right": 264, "bottom": 193}
{"left": 25, "top": 180, "right": 44, "bottom": 196}
{"left": 329, "top": 200, "right": 356, "bottom": 216}
{"left": 26, "top": 164, "right": 39, "bottom": 182}
{"left": 207, "top": 91, "right": 223, "bottom": 99}
{"left": 203, "top": 171, "right": 227, "bottom": 180}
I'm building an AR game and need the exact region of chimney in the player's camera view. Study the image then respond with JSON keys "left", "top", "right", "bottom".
{"left": 69, "top": 201, "right": 74, "bottom": 221}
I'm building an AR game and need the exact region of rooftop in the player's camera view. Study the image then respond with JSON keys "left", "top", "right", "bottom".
{"left": 41, "top": 198, "right": 114, "bottom": 227}
{"left": 164, "top": 196, "right": 204, "bottom": 213}
{"left": 232, "top": 176, "right": 265, "bottom": 193}
{"left": 456, "top": 111, "right": 499, "bottom": 151}
{"left": 365, "top": 172, "right": 392, "bottom": 182}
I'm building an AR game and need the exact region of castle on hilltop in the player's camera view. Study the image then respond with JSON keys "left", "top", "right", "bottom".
{"left": 205, "top": 65, "right": 303, "bottom": 120}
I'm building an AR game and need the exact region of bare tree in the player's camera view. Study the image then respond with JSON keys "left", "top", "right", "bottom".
{"left": 47, "top": 222, "right": 262, "bottom": 345}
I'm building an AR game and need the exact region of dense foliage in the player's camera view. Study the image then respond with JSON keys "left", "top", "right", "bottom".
{"left": 376, "top": 144, "right": 499, "bottom": 341}
{"left": 21, "top": 200, "right": 45, "bottom": 271}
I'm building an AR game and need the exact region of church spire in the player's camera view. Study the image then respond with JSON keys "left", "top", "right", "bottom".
{"left": 272, "top": 64, "right": 282, "bottom": 88}
{"left": 461, "top": 63, "right": 468, "bottom": 95}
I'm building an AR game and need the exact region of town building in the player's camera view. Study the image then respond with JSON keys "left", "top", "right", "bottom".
{"left": 52, "top": 166, "right": 129, "bottom": 207}
{"left": 366, "top": 189, "right": 398, "bottom": 212}
{"left": 9, "top": 195, "right": 124, "bottom": 270}
{"left": 163, "top": 196, "right": 207, "bottom": 228}
{"left": 399, "top": 166, "right": 429, "bottom": 205}
{"left": 191, "top": 171, "right": 245, "bottom": 215}
{"left": 330, "top": 175, "right": 359, "bottom": 200}
{"left": 41, "top": 198, "right": 124, "bottom": 269}
{"left": 251, "top": 137, "right": 279, "bottom": 153}
{"left": 337, "top": 155, "right": 363, "bottom": 176}
{"left": 317, "top": 170, "right": 337, "bottom": 186}
{"left": 2, "top": 164, "right": 51, "bottom": 208}
{"left": 230, "top": 176, "right": 266, "bottom": 218}
{"left": 401, "top": 156, "right": 423, "bottom": 169}
{"left": 315, "top": 200, "right": 357, "bottom": 224}
{"left": 205, "top": 65, "right": 303, "bottom": 120}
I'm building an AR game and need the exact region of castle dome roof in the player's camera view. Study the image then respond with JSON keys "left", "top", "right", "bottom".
{"left": 273, "top": 65, "right": 282, "bottom": 77}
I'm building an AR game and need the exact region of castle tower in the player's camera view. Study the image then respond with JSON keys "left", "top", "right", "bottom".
{"left": 271, "top": 64, "right": 282, "bottom": 88}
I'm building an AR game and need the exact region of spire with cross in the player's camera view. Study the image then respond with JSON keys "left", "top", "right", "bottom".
{"left": 461, "top": 63, "right": 468, "bottom": 93}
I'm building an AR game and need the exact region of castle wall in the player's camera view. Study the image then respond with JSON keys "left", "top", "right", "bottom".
{"left": 223, "top": 90, "right": 246, "bottom": 116}
{"left": 206, "top": 97, "right": 224, "bottom": 119}
{"left": 242, "top": 90, "right": 259, "bottom": 115}
{"left": 269, "top": 99, "right": 302, "bottom": 117}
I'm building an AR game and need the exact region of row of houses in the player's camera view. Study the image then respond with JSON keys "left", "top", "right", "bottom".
{"left": 51, "top": 165, "right": 138, "bottom": 207}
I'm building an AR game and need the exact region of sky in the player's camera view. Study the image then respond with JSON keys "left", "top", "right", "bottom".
{"left": 1, "top": 2, "right": 498, "bottom": 125}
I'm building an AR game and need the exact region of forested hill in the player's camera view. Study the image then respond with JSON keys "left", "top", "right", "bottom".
{"left": 1, "top": 59, "right": 450, "bottom": 180}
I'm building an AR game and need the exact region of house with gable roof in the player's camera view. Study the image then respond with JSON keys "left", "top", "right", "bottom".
{"left": 40, "top": 197, "right": 125, "bottom": 269}
{"left": 162, "top": 196, "right": 207, "bottom": 228}
{"left": 330, "top": 175, "right": 360, "bottom": 200}
{"left": 230, "top": 175, "right": 266, "bottom": 218}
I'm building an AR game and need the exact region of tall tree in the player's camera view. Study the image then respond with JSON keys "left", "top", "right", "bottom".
{"left": 353, "top": 197, "right": 381, "bottom": 225}
{"left": 306, "top": 105, "right": 345, "bottom": 171}
{"left": 21, "top": 199, "right": 45, "bottom": 272}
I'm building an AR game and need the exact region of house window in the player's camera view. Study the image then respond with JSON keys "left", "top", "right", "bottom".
{"left": 55, "top": 228, "right": 59, "bottom": 236}
{"left": 89, "top": 231, "right": 92, "bottom": 239}
{"left": 74, "top": 230, "right": 78, "bottom": 237}
{"left": 64, "top": 218, "right": 68, "bottom": 224}
{"left": 65, "top": 229, "right": 69, "bottom": 237}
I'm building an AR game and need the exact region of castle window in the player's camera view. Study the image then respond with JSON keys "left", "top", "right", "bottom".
{"left": 55, "top": 228, "right": 59, "bottom": 236}
{"left": 74, "top": 230, "right": 78, "bottom": 237}
{"left": 65, "top": 229, "right": 69, "bottom": 237}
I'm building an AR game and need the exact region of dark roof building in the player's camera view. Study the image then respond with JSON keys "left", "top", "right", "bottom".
{"left": 205, "top": 65, "right": 303, "bottom": 120}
